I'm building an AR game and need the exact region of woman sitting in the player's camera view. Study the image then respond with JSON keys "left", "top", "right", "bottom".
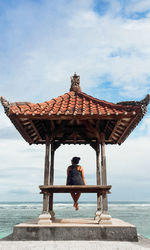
{"left": 66, "top": 157, "right": 86, "bottom": 210}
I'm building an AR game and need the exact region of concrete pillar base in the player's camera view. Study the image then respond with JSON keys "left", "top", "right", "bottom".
{"left": 38, "top": 213, "right": 52, "bottom": 225}
{"left": 94, "top": 210, "right": 102, "bottom": 220}
{"left": 99, "top": 213, "right": 112, "bottom": 224}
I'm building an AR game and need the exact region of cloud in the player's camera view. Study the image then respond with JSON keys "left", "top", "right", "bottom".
{"left": 106, "top": 118, "right": 150, "bottom": 200}
{"left": 138, "top": 117, "right": 150, "bottom": 136}
{"left": 0, "top": 0, "right": 150, "bottom": 201}
{"left": 0, "top": 127, "right": 21, "bottom": 140}
{"left": 125, "top": 0, "right": 150, "bottom": 15}
{"left": 8, "top": 189, "right": 31, "bottom": 195}
{"left": 0, "top": 109, "right": 12, "bottom": 129}
{"left": 0, "top": 0, "right": 150, "bottom": 104}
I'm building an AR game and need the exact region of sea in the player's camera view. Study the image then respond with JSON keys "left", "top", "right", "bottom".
{"left": 0, "top": 201, "right": 150, "bottom": 240}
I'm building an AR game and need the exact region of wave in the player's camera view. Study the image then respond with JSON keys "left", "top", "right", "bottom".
{"left": 0, "top": 202, "right": 150, "bottom": 210}
{"left": 109, "top": 204, "right": 150, "bottom": 207}
{"left": 0, "top": 204, "right": 42, "bottom": 209}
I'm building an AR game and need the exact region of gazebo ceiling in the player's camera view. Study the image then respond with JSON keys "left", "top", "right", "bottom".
{"left": 1, "top": 74, "right": 150, "bottom": 147}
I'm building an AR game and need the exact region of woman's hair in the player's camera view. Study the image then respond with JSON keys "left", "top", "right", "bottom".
{"left": 72, "top": 157, "right": 80, "bottom": 164}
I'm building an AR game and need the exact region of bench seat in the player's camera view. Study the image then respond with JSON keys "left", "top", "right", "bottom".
{"left": 39, "top": 185, "right": 112, "bottom": 194}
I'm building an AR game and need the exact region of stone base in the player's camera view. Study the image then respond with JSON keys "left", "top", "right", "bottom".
{"left": 38, "top": 213, "right": 52, "bottom": 225}
{"left": 99, "top": 213, "right": 112, "bottom": 224}
{"left": 11, "top": 218, "right": 138, "bottom": 241}
{"left": 94, "top": 210, "right": 102, "bottom": 220}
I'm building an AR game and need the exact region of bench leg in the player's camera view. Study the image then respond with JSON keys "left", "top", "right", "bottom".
{"left": 94, "top": 193, "right": 102, "bottom": 220}
{"left": 49, "top": 194, "right": 55, "bottom": 220}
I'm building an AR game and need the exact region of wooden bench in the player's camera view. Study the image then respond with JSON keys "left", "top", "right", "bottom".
{"left": 39, "top": 185, "right": 111, "bottom": 194}
{"left": 39, "top": 185, "right": 112, "bottom": 212}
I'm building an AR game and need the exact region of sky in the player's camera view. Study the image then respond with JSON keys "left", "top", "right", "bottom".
{"left": 0, "top": 0, "right": 150, "bottom": 202}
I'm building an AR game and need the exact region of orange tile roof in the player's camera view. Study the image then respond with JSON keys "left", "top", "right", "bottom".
{"left": 1, "top": 90, "right": 150, "bottom": 145}
{"left": 1, "top": 72, "right": 149, "bottom": 145}
{"left": 8, "top": 91, "right": 140, "bottom": 117}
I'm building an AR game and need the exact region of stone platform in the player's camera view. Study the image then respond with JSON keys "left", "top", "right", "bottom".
{"left": 11, "top": 218, "right": 138, "bottom": 241}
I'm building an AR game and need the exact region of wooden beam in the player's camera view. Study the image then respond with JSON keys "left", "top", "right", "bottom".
{"left": 50, "top": 120, "right": 55, "bottom": 130}
{"left": 96, "top": 120, "right": 100, "bottom": 129}
{"left": 100, "top": 133, "right": 108, "bottom": 213}
{"left": 117, "top": 115, "right": 138, "bottom": 144}
{"left": 116, "top": 127, "right": 125, "bottom": 133}
{"left": 22, "top": 121, "right": 31, "bottom": 126}
{"left": 76, "top": 119, "right": 80, "bottom": 125}
{"left": 88, "top": 119, "right": 95, "bottom": 125}
{"left": 96, "top": 142, "right": 101, "bottom": 211}
{"left": 77, "top": 129, "right": 97, "bottom": 150}
{"left": 40, "top": 185, "right": 112, "bottom": 193}
{"left": 104, "top": 121, "right": 109, "bottom": 133}
{"left": 41, "top": 120, "right": 48, "bottom": 135}
{"left": 73, "top": 131, "right": 77, "bottom": 144}
{"left": 53, "top": 142, "right": 61, "bottom": 151}
{"left": 108, "top": 119, "right": 122, "bottom": 141}
{"left": 43, "top": 135, "right": 50, "bottom": 213}
{"left": 49, "top": 143, "right": 55, "bottom": 216}
{"left": 29, "top": 120, "right": 42, "bottom": 141}
{"left": 96, "top": 143, "right": 101, "bottom": 185}
{"left": 90, "top": 143, "right": 97, "bottom": 151}
{"left": 16, "top": 113, "right": 131, "bottom": 121}
{"left": 44, "top": 136, "right": 50, "bottom": 185}
{"left": 50, "top": 144, "right": 55, "bottom": 185}
{"left": 53, "top": 121, "right": 67, "bottom": 137}
{"left": 44, "top": 120, "right": 52, "bottom": 135}
{"left": 83, "top": 120, "right": 100, "bottom": 141}
{"left": 101, "top": 133, "right": 107, "bottom": 185}
{"left": 56, "top": 129, "right": 75, "bottom": 144}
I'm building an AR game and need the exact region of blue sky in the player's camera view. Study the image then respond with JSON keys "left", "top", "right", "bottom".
{"left": 0, "top": 0, "right": 150, "bottom": 202}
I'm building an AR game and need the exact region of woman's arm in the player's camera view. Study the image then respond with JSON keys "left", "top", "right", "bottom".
{"left": 66, "top": 167, "right": 70, "bottom": 185}
{"left": 80, "top": 166, "right": 86, "bottom": 185}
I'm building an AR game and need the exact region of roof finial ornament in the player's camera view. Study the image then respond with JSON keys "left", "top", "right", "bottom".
{"left": 141, "top": 94, "right": 150, "bottom": 106}
{"left": 0, "top": 96, "right": 10, "bottom": 114}
{"left": 70, "top": 73, "right": 81, "bottom": 92}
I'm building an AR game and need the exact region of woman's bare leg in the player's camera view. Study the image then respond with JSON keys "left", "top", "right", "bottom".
{"left": 74, "top": 193, "right": 81, "bottom": 210}
{"left": 70, "top": 192, "right": 76, "bottom": 206}
{"left": 75, "top": 193, "right": 81, "bottom": 202}
{"left": 70, "top": 192, "right": 81, "bottom": 210}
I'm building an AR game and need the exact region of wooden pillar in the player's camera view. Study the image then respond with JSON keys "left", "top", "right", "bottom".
{"left": 49, "top": 144, "right": 55, "bottom": 218}
{"left": 100, "top": 132, "right": 108, "bottom": 214}
{"left": 42, "top": 136, "right": 50, "bottom": 213}
{"left": 50, "top": 144, "right": 55, "bottom": 185}
{"left": 95, "top": 141, "right": 102, "bottom": 220}
{"left": 96, "top": 142, "right": 101, "bottom": 210}
{"left": 39, "top": 136, "right": 51, "bottom": 225}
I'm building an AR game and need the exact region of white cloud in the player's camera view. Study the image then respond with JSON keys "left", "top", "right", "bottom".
{"left": 0, "top": 0, "right": 150, "bottom": 103}
{"left": 0, "top": 0, "right": 150, "bottom": 201}
{"left": 125, "top": 0, "right": 150, "bottom": 14}
{"left": 0, "top": 110, "right": 12, "bottom": 129}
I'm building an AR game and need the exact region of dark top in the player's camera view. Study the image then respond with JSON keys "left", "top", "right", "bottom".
{"left": 67, "top": 164, "right": 85, "bottom": 185}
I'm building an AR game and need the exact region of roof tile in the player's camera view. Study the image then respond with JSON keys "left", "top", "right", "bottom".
{"left": 8, "top": 91, "right": 144, "bottom": 117}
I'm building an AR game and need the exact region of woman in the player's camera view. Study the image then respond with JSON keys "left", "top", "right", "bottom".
{"left": 66, "top": 157, "right": 86, "bottom": 210}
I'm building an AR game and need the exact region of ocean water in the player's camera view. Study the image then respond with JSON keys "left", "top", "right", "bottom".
{"left": 0, "top": 201, "right": 150, "bottom": 240}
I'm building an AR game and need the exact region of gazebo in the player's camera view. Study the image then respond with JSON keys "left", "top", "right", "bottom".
{"left": 1, "top": 73, "right": 150, "bottom": 226}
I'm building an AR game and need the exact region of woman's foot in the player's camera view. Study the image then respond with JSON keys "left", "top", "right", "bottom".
{"left": 74, "top": 202, "right": 79, "bottom": 210}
